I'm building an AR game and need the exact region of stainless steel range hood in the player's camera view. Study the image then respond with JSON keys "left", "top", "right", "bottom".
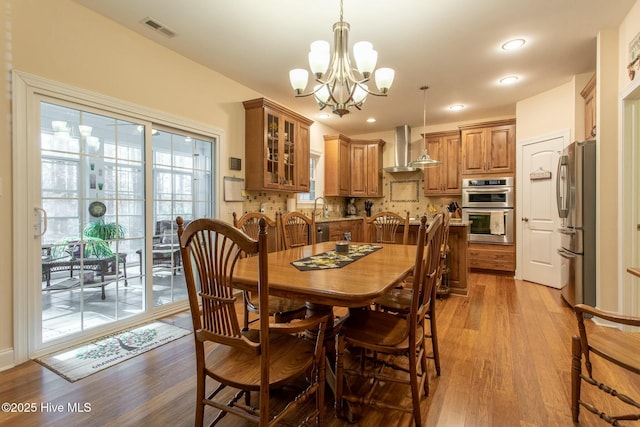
{"left": 383, "top": 125, "right": 420, "bottom": 173}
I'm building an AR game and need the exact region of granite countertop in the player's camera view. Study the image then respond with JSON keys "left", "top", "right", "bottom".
{"left": 315, "top": 216, "right": 364, "bottom": 223}
{"left": 409, "top": 217, "right": 470, "bottom": 227}
{"left": 316, "top": 216, "right": 470, "bottom": 227}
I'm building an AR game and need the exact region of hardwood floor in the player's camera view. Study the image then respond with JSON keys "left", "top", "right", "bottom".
{"left": 1, "top": 272, "right": 638, "bottom": 427}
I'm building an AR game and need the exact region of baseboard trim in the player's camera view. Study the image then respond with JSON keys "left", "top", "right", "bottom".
{"left": 0, "top": 348, "right": 15, "bottom": 372}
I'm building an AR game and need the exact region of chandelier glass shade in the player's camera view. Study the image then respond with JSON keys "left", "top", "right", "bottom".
{"left": 408, "top": 86, "right": 441, "bottom": 168}
{"left": 288, "top": 0, "right": 395, "bottom": 117}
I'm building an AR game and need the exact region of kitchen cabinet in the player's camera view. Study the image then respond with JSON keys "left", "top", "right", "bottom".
{"left": 581, "top": 74, "right": 596, "bottom": 139}
{"left": 324, "top": 134, "right": 351, "bottom": 197}
{"left": 447, "top": 225, "right": 469, "bottom": 295}
{"left": 324, "top": 135, "right": 384, "bottom": 197}
{"left": 423, "top": 131, "right": 461, "bottom": 195}
{"left": 243, "top": 98, "right": 313, "bottom": 192}
{"left": 328, "top": 219, "right": 363, "bottom": 242}
{"left": 468, "top": 242, "right": 515, "bottom": 272}
{"left": 460, "top": 119, "right": 516, "bottom": 176}
{"left": 349, "top": 139, "right": 384, "bottom": 197}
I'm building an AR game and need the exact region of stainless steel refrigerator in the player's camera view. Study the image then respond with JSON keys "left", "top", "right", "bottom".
{"left": 556, "top": 140, "right": 596, "bottom": 307}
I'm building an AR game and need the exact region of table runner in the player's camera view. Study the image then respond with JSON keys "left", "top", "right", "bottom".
{"left": 291, "top": 244, "right": 382, "bottom": 271}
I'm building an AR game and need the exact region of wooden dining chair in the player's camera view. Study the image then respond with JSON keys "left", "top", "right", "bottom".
{"left": 364, "top": 211, "right": 410, "bottom": 245}
{"left": 335, "top": 215, "right": 440, "bottom": 427}
{"left": 572, "top": 303, "right": 640, "bottom": 426}
{"left": 232, "top": 212, "right": 307, "bottom": 331}
{"left": 177, "top": 216, "right": 328, "bottom": 427}
{"left": 436, "top": 212, "right": 452, "bottom": 296}
{"left": 371, "top": 213, "right": 445, "bottom": 383}
{"left": 279, "top": 211, "right": 316, "bottom": 249}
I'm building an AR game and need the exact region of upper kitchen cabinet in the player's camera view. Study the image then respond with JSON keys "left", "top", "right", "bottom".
{"left": 349, "top": 139, "right": 385, "bottom": 197}
{"left": 324, "top": 134, "right": 351, "bottom": 196}
{"left": 423, "top": 131, "right": 461, "bottom": 195}
{"left": 243, "top": 98, "right": 313, "bottom": 192}
{"left": 581, "top": 74, "right": 596, "bottom": 139}
{"left": 460, "top": 119, "right": 516, "bottom": 176}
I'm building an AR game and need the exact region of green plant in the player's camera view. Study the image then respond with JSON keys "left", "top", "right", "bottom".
{"left": 83, "top": 219, "right": 126, "bottom": 258}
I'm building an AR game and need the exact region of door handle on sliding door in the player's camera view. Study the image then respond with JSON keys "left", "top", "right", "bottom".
{"left": 34, "top": 207, "right": 47, "bottom": 238}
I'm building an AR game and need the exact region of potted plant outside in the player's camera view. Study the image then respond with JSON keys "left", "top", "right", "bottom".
{"left": 83, "top": 218, "right": 126, "bottom": 258}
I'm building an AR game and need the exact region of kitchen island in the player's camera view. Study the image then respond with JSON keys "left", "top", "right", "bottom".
{"left": 409, "top": 218, "right": 470, "bottom": 296}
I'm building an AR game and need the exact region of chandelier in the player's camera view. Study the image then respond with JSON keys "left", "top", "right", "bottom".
{"left": 408, "top": 86, "right": 441, "bottom": 168}
{"left": 288, "top": 0, "right": 395, "bottom": 117}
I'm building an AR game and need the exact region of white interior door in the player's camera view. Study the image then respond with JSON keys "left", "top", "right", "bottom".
{"left": 519, "top": 135, "right": 564, "bottom": 288}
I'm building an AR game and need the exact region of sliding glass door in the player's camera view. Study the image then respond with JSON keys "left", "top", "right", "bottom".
{"left": 36, "top": 99, "right": 214, "bottom": 349}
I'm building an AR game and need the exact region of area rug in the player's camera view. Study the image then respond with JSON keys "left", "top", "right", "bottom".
{"left": 36, "top": 321, "right": 191, "bottom": 382}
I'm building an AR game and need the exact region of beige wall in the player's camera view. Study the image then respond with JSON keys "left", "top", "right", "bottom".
{"left": 2, "top": 0, "right": 638, "bottom": 368}
{"left": 619, "top": 0, "right": 640, "bottom": 93}
{"left": 515, "top": 80, "right": 575, "bottom": 142}
{"left": 597, "top": 29, "right": 621, "bottom": 311}
{"left": 0, "top": 0, "right": 340, "bottom": 368}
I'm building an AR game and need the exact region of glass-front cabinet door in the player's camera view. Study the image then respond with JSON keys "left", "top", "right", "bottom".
{"left": 281, "top": 117, "right": 296, "bottom": 191}
{"left": 265, "top": 109, "right": 296, "bottom": 190}
{"left": 265, "top": 111, "right": 280, "bottom": 189}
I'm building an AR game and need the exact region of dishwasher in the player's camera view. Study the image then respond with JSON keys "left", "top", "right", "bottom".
{"left": 316, "top": 223, "right": 330, "bottom": 243}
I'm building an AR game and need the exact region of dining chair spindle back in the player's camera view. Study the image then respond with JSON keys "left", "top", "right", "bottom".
{"left": 279, "top": 211, "right": 315, "bottom": 249}
{"left": 572, "top": 303, "right": 640, "bottom": 426}
{"left": 335, "top": 214, "right": 442, "bottom": 427}
{"left": 364, "top": 211, "right": 410, "bottom": 245}
{"left": 233, "top": 212, "right": 306, "bottom": 331}
{"left": 177, "top": 216, "right": 328, "bottom": 427}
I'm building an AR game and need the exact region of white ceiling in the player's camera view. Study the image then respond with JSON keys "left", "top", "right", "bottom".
{"left": 73, "top": 0, "right": 635, "bottom": 135}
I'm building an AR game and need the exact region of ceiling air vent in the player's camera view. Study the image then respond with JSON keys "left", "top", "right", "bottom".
{"left": 141, "top": 17, "right": 177, "bottom": 38}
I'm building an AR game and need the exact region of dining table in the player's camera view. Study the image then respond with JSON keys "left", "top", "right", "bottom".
{"left": 233, "top": 240, "right": 417, "bottom": 323}
{"left": 233, "top": 240, "right": 418, "bottom": 420}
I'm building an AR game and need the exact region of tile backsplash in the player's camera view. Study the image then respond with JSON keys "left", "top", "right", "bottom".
{"left": 242, "top": 172, "right": 461, "bottom": 220}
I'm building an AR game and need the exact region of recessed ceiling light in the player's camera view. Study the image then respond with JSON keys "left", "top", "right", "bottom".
{"left": 500, "top": 75, "right": 519, "bottom": 85}
{"left": 319, "top": 113, "right": 330, "bottom": 119}
{"left": 449, "top": 104, "right": 464, "bottom": 111}
{"left": 502, "top": 39, "right": 525, "bottom": 51}
{"left": 366, "top": 118, "right": 376, "bottom": 123}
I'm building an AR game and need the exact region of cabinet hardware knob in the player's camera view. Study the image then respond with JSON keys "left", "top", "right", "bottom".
{"left": 522, "top": 217, "right": 529, "bottom": 222}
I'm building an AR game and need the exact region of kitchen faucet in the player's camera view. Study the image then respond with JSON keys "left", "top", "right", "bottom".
{"left": 313, "top": 197, "right": 327, "bottom": 219}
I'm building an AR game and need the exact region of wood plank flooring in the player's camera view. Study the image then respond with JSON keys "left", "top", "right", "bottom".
{"left": 1, "top": 272, "right": 639, "bottom": 426}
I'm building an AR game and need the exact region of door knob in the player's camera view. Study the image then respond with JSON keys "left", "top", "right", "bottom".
{"left": 522, "top": 217, "right": 529, "bottom": 222}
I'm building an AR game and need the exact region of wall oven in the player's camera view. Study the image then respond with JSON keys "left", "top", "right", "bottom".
{"left": 462, "top": 177, "right": 514, "bottom": 244}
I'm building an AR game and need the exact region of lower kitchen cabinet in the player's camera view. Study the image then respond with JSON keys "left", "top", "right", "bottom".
{"left": 446, "top": 225, "right": 469, "bottom": 295}
{"left": 468, "top": 243, "right": 515, "bottom": 272}
{"left": 328, "top": 219, "right": 363, "bottom": 242}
